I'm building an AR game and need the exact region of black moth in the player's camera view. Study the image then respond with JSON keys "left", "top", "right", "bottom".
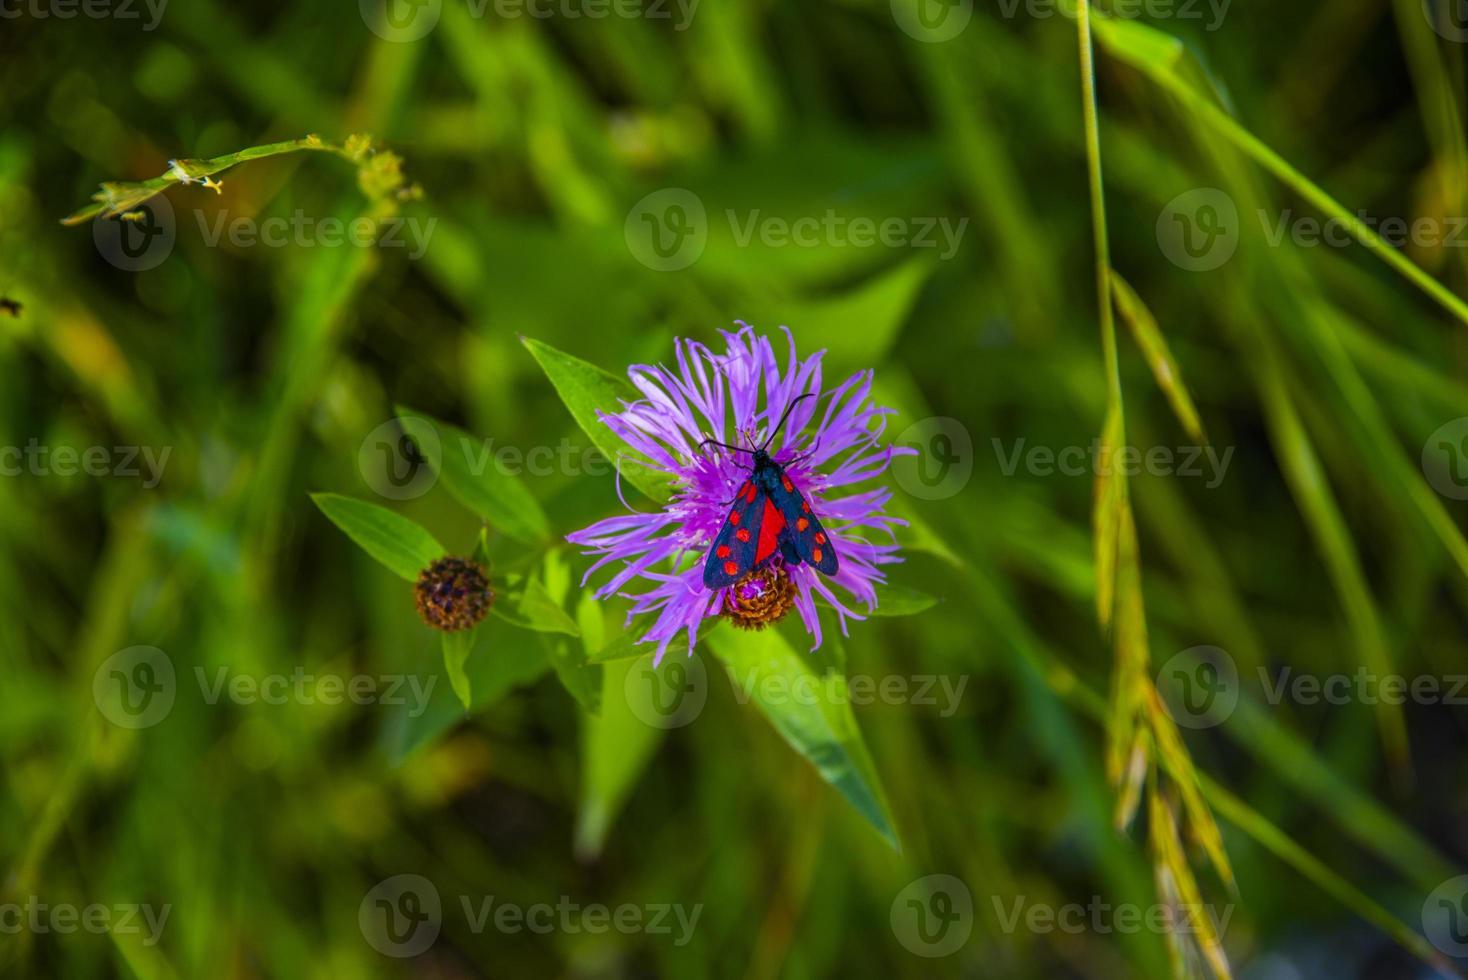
{"left": 701, "top": 393, "right": 838, "bottom": 590}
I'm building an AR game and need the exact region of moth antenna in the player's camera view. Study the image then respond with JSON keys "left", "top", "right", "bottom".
{"left": 698, "top": 436, "right": 754, "bottom": 456}
{"left": 761, "top": 391, "right": 818, "bottom": 451}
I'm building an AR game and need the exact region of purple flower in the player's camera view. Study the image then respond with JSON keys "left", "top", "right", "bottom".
{"left": 567, "top": 323, "right": 912, "bottom": 662}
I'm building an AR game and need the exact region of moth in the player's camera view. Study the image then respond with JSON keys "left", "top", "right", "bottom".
{"left": 701, "top": 393, "right": 838, "bottom": 589}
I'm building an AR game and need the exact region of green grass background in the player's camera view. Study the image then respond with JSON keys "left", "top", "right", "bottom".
{"left": 4, "top": 0, "right": 1468, "bottom": 976}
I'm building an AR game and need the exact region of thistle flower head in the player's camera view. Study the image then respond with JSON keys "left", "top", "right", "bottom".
{"left": 567, "top": 323, "right": 913, "bottom": 662}
{"left": 415, "top": 556, "right": 493, "bottom": 632}
{"left": 724, "top": 564, "right": 799, "bottom": 631}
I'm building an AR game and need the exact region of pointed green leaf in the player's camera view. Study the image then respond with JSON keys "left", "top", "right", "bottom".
{"left": 380, "top": 628, "right": 553, "bottom": 764}
{"left": 442, "top": 630, "right": 474, "bottom": 709}
{"left": 1110, "top": 272, "right": 1206, "bottom": 446}
{"left": 516, "top": 577, "right": 582, "bottom": 637}
{"left": 708, "top": 627, "right": 900, "bottom": 850}
{"left": 868, "top": 583, "right": 940, "bottom": 617}
{"left": 521, "top": 335, "right": 678, "bottom": 503}
{"left": 311, "top": 493, "right": 442, "bottom": 581}
{"left": 781, "top": 257, "right": 934, "bottom": 367}
{"left": 397, "top": 409, "right": 551, "bottom": 544}
{"left": 575, "top": 596, "right": 663, "bottom": 857}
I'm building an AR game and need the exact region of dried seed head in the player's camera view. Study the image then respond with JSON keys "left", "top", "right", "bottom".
{"left": 723, "top": 563, "right": 797, "bottom": 631}
{"left": 414, "top": 556, "right": 493, "bottom": 632}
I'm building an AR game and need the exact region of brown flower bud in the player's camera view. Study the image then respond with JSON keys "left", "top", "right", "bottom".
{"left": 414, "top": 557, "right": 493, "bottom": 632}
{"left": 723, "top": 563, "right": 797, "bottom": 631}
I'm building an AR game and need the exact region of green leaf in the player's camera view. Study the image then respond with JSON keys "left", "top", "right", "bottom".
{"left": 586, "top": 628, "right": 647, "bottom": 663}
{"left": 1109, "top": 272, "right": 1207, "bottom": 446}
{"left": 510, "top": 573, "right": 598, "bottom": 712}
{"left": 442, "top": 631, "right": 474, "bottom": 709}
{"left": 516, "top": 578, "right": 582, "bottom": 637}
{"left": 707, "top": 627, "right": 900, "bottom": 850}
{"left": 575, "top": 596, "right": 663, "bottom": 858}
{"left": 397, "top": 409, "right": 551, "bottom": 544}
{"left": 63, "top": 135, "right": 370, "bottom": 225}
{"left": 521, "top": 335, "right": 678, "bottom": 504}
{"left": 780, "top": 257, "right": 934, "bottom": 368}
{"left": 868, "top": 583, "right": 940, "bottom": 617}
{"left": 311, "top": 493, "right": 442, "bottom": 581}
{"left": 541, "top": 634, "right": 602, "bottom": 714}
{"left": 380, "top": 627, "right": 553, "bottom": 764}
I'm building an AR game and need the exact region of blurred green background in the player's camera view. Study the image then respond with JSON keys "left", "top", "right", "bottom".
{"left": 6, "top": 0, "right": 1468, "bottom": 977}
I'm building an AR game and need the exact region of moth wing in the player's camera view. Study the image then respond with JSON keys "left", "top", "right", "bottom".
{"left": 768, "top": 469, "right": 839, "bottom": 576}
{"left": 703, "top": 480, "right": 767, "bottom": 589}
